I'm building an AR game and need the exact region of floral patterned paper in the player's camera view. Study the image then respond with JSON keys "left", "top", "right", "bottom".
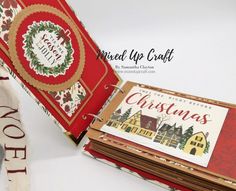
{"left": 0, "top": 0, "right": 21, "bottom": 43}
{"left": 49, "top": 82, "right": 86, "bottom": 117}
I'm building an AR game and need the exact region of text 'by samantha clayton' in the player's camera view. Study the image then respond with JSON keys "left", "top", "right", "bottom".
{"left": 96, "top": 48, "right": 174, "bottom": 65}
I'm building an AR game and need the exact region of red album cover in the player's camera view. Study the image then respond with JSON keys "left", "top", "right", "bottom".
{"left": 0, "top": 0, "right": 121, "bottom": 143}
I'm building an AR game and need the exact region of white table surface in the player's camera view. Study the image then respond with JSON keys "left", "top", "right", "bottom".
{"left": 1, "top": 0, "right": 236, "bottom": 190}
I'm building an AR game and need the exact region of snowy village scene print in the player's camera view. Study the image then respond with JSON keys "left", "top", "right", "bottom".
{"left": 101, "top": 85, "right": 229, "bottom": 167}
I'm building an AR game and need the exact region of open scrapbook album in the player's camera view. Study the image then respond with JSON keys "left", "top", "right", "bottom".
{"left": 86, "top": 81, "right": 236, "bottom": 191}
{"left": 0, "top": 0, "right": 236, "bottom": 190}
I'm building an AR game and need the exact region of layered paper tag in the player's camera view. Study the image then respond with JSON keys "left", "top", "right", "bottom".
{"left": 8, "top": 4, "right": 85, "bottom": 92}
{"left": 0, "top": 0, "right": 121, "bottom": 143}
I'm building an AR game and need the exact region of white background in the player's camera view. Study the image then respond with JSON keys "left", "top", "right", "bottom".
{"left": 1, "top": 0, "right": 236, "bottom": 190}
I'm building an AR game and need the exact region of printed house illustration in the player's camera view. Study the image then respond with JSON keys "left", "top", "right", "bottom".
{"left": 183, "top": 132, "right": 208, "bottom": 156}
{"left": 154, "top": 123, "right": 183, "bottom": 148}
{"left": 107, "top": 109, "right": 160, "bottom": 139}
{"left": 106, "top": 108, "right": 123, "bottom": 128}
{"left": 120, "top": 110, "right": 160, "bottom": 139}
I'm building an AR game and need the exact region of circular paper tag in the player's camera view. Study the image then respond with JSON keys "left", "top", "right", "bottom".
{"left": 8, "top": 5, "right": 85, "bottom": 91}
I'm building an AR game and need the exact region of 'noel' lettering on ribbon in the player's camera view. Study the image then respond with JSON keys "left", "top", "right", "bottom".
{"left": 0, "top": 106, "right": 27, "bottom": 181}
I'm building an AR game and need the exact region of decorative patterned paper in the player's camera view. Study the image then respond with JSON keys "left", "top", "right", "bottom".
{"left": 49, "top": 82, "right": 86, "bottom": 117}
{"left": 0, "top": 1, "right": 21, "bottom": 43}
{"left": 0, "top": 0, "right": 121, "bottom": 143}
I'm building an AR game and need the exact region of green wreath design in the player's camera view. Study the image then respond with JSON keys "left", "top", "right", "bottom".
{"left": 24, "top": 21, "right": 74, "bottom": 76}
